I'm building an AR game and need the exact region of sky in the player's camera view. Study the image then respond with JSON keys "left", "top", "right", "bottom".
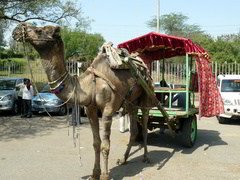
{"left": 80, "top": 0, "right": 240, "bottom": 46}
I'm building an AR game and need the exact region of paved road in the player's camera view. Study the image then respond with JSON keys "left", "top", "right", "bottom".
{"left": 0, "top": 114, "right": 240, "bottom": 180}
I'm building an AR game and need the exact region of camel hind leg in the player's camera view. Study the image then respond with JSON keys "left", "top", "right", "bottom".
{"left": 117, "top": 106, "right": 139, "bottom": 165}
{"left": 140, "top": 108, "right": 150, "bottom": 163}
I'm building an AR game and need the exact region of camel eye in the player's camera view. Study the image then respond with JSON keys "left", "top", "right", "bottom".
{"left": 36, "top": 29, "right": 42, "bottom": 33}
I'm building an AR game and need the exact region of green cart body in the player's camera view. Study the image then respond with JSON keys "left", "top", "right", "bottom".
{"left": 118, "top": 32, "right": 208, "bottom": 147}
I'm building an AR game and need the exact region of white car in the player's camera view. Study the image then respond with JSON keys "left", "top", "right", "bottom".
{"left": 217, "top": 74, "right": 240, "bottom": 124}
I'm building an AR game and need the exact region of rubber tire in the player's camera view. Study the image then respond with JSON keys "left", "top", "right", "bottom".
{"left": 179, "top": 115, "right": 197, "bottom": 148}
{"left": 11, "top": 102, "right": 18, "bottom": 115}
{"left": 217, "top": 116, "right": 227, "bottom": 124}
{"left": 58, "top": 105, "right": 67, "bottom": 116}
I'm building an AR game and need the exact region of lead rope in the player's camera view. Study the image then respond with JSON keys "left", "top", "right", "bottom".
{"left": 72, "top": 77, "right": 82, "bottom": 166}
{"left": 21, "top": 26, "right": 54, "bottom": 121}
{"left": 21, "top": 26, "right": 74, "bottom": 123}
{"left": 20, "top": 25, "right": 83, "bottom": 166}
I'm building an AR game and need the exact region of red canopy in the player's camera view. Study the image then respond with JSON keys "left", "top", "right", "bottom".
{"left": 117, "top": 32, "right": 207, "bottom": 63}
{"left": 117, "top": 32, "right": 223, "bottom": 118}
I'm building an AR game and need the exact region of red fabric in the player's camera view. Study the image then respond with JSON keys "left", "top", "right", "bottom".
{"left": 117, "top": 32, "right": 206, "bottom": 63}
{"left": 195, "top": 56, "right": 224, "bottom": 117}
{"left": 117, "top": 32, "right": 224, "bottom": 117}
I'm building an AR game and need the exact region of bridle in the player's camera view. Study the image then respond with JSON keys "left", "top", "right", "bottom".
{"left": 18, "top": 23, "right": 76, "bottom": 109}
{"left": 48, "top": 71, "right": 69, "bottom": 93}
{"left": 14, "top": 23, "right": 56, "bottom": 42}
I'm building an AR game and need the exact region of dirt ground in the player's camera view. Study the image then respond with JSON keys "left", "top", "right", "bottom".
{"left": 0, "top": 113, "right": 240, "bottom": 180}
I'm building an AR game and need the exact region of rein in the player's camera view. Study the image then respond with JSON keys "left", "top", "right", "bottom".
{"left": 49, "top": 72, "right": 69, "bottom": 93}
{"left": 19, "top": 23, "right": 83, "bottom": 165}
{"left": 20, "top": 25, "right": 76, "bottom": 118}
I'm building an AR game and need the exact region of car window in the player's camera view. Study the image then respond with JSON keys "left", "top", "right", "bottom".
{"left": 41, "top": 84, "right": 50, "bottom": 93}
{"left": 16, "top": 79, "right": 23, "bottom": 86}
{"left": 0, "top": 79, "right": 16, "bottom": 90}
{"left": 221, "top": 79, "right": 240, "bottom": 92}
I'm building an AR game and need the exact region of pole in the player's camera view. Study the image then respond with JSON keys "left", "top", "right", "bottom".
{"left": 156, "top": 0, "right": 160, "bottom": 33}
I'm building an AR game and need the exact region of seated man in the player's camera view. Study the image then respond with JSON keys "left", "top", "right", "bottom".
{"left": 172, "top": 92, "right": 186, "bottom": 108}
{"left": 158, "top": 79, "right": 169, "bottom": 105}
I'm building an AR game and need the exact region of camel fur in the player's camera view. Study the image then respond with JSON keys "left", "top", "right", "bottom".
{"left": 12, "top": 23, "right": 154, "bottom": 180}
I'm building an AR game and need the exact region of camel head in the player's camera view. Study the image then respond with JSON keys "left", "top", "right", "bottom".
{"left": 12, "top": 23, "right": 61, "bottom": 48}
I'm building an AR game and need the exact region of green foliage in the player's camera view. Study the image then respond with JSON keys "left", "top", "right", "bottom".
{"left": 0, "top": 49, "right": 24, "bottom": 59}
{"left": 191, "top": 33, "right": 240, "bottom": 63}
{"left": 147, "top": 12, "right": 203, "bottom": 37}
{"left": 61, "top": 27, "right": 105, "bottom": 61}
{"left": 0, "top": 0, "right": 88, "bottom": 26}
{"left": 0, "top": 58, "right": 26, "bottom": 74}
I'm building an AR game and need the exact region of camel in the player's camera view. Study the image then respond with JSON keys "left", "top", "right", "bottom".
{"left": 12, "top": 23, "right": 154, "bottom": 180}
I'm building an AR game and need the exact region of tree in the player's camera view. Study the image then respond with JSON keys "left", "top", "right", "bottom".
{"left": 212, "top": 34, "right": 240, "bottom": 63}
{"left": 147, "top": 12, "right": 203, "bottom": 38}
{"left": 0, "top": 0, "right": 91, "bottom": 55}
{"left": 61, "top": 27, "right": 105, "bottom": 62}
{"left": 147, "top": 12, "right": 240, "bottom": 63}
{"left": 0, "top": 0, "right": 89, "bottom": 26}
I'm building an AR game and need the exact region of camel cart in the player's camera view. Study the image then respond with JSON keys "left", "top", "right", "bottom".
{"left": 118, "top": 32, "right": 222, "bottom": 147}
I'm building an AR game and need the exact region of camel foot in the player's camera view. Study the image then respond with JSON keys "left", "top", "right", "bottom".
{"left": 87, "top": 176, "right": 99, "bottom": 180}
{"left": 116, "top": 158, "right": 127, "bottom": 165}
{"left": 142, "top": 157, "right": 151, "bottom": 164}
{"left": 89, "top": 168, "right": 101, "bottom": 180}
{"left": 100, "top": 173, "right": 109, "bottom": 180}
{"left": 87, "top": 176, "right": 98, "bottom": 180}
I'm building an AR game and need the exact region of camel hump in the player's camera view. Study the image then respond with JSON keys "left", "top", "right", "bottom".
{"left": 100, "top": 42, "right": 129, "bottom": 69}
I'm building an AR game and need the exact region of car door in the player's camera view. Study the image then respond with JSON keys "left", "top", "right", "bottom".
{"left": 15, "top": 79, "right": 24, "bottom": 98}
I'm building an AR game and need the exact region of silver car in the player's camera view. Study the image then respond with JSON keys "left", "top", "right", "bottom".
{"left": 0, "top": 77, "right": 29, "bottom": 114}
{"left": 32, "top": 84, "right": 68, "bottom": 116}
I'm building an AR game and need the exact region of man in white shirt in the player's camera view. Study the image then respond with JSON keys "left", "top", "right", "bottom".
{"left": 22, "top": 79, "right": 34, "bottom": 118}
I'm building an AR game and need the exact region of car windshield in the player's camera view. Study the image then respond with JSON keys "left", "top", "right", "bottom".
{"left": 0, "top": 79, "right": 16, "bottom": 90}
{"left": 41, "top": 84, "right": 51, "bottom": 93}
{"left": 221, "top": 79, "right": 240, "bottom": 92}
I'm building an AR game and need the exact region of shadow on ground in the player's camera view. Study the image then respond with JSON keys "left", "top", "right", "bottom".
{"left": 146, "top": 128, "right": 228, "bottom": 153}
{"left": 0, "top": 113, "right": 69, "bottom": 142}
{"left": 108, "top": 127, "right": 228, "bottom": 179}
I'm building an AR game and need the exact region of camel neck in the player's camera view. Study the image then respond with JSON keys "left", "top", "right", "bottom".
{"left": 36, "top": 42, "right": 67, "bottom": 83}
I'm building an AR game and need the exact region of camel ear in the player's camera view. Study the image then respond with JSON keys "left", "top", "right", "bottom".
{"left": 53, "top": 26, "right": 61, "bottom": 38}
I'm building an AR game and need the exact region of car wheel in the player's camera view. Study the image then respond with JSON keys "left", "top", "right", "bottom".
{"left": 12, "top": 102, "right": 18, "bottom": 114}
{"left": 58, "top": 105, "right": 67, "bottom": 116}
{"left": 179, "top": 115, "right": 197, "bottom": 148}
{"left": 217, "top": 116, "right": 227, "bottom": 124}
{"left": 32, "top": 111, "right": 38, "bottom": 115}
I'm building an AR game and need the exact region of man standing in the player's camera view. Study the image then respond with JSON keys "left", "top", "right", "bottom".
{"left": 22, "top": 79, "right": 34, "bottom": 118}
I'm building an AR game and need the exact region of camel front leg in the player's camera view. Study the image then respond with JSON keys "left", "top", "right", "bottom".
{"left": 100, "top": 114, "right": 113, "bottom": 180}
{"left": 117, "top": 107, "right": 138, "bottom": 165}
{"left": 86, "top": 106, "right": 101, "bottom": 180}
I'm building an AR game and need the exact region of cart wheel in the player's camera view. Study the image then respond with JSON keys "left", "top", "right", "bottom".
{"left": 58, "top": 105, "right": 67, "bottom": 116}
{"left": 179, "top": 115, "right": 197, "bottom": 148}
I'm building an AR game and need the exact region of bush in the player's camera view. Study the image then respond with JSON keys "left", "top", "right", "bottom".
{"left": 0, "top": 58, "right": 27, "bottom": 72}
{"left": 0, "top": 50, "right": 24, "bottom": 59}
